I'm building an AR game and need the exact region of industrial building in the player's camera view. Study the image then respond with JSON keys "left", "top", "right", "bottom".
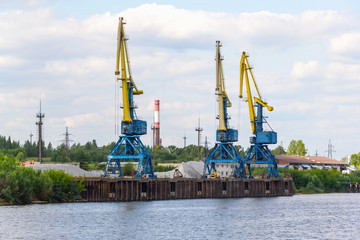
{"left": 275, "top": 155, "right": 348, "bottom": 171}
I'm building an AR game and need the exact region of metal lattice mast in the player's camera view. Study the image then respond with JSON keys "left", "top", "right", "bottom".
{"left": 36, "top": 101, "right": 45, "bottom": 164}
{"left": 326, "top": 139, "right": 335, "bottom": 159}
{"left": 61, "top": 126, "right": 73, "bottom": 160}
{"left": 195, "top": 118, "right": 203, "bottom": 161}
{"left": 204, "top": 136, "right": 210, "bottom": 158}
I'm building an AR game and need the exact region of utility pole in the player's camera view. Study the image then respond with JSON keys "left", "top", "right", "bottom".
{"left": 183, "top": 132, "right": 187, "bottom": 148}
{"left": 326, "top": 139, "right": 335, "bottom": 159}
{"left": 30, "top": 132, "right": 33, "bottom": 144}
{"left": 36, "top": 101, "right": 45, "bottom": 164}
{"left": 195, "top": 118, "right": 203, "bottom": 161}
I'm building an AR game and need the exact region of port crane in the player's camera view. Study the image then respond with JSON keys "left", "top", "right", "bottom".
{"left": 233, "top": 52, "right": 279, "bottom": 178}
{"left": 104, "top": 17, "right": 156, "bottom": 178}
{"left": 203, "top": 41, "right": 240, "bottom": 178}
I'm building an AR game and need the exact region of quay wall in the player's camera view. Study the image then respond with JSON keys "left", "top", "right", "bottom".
{"left": 81, "top": 178, "right": 294, "bottom": 202}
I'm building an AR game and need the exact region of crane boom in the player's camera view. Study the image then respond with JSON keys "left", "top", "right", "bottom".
{"left": 216, "top": 41, "right": 231, "bottom": 131}
{"left": 115, "top": 17, "right": 143, "bottom": 124}
{"left": 240, "top": 52, "right": 274, "bottom": 134}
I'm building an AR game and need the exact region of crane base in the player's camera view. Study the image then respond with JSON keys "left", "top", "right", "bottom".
{"left": 203, "top": 142, "right": 239, "bottom": 178}
{"left": 104, "top": 135, "right": 156, "bottom": 178}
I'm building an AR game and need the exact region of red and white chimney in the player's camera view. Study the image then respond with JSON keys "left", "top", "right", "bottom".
{"left": 154, "top": 100, "right": 161, "bottom": 146}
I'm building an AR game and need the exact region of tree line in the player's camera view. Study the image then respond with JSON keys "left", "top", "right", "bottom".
{"left": 0, "top": 135, "right": 315, "bottom": 171}
{"left": 0, "top": 134, "right": 354, "bottom": 172}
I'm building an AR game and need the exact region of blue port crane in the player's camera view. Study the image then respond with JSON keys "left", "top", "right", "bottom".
{"left": 203, "top": 41, "right": 240, "bottom": 178}
{"left": 233, "top": 52, "right": 279, "bottom": 178}
{"left": 104, "top": 17, "right": 156, "bottom": 178}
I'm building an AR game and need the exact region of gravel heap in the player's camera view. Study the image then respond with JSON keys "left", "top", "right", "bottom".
{"left": 155, "top": 161, "right": 204, "bottom": 179}
{"left": 27, "top": 164, "right": 99, "bottom": 177}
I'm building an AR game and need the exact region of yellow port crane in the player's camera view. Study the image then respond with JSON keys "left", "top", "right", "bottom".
{"left": 203, "top": 41, "right": 240, "bottom": 178}
{"left": 105, "top": 17, "right": 156, "bottom": 178}
{"left": 233, "top": 51, "right": 279, "bottom": 178}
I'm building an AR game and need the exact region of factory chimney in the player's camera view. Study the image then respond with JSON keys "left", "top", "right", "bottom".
{"left": 154, "top": 100, "right": 161, "bottom": 146}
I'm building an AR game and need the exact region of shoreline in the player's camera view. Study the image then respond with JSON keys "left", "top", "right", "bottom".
{"left": 1, "top": 191, "right": 356, "bottom": 206}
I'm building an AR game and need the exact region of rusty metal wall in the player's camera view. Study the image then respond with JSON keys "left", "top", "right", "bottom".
{"left": 81, "top": 178, "right": 294, "bottom": 202}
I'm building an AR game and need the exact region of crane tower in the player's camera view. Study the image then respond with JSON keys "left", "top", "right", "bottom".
{"left": 233, "top": 52, "right": 279, "bottom": 178}
{"left": 104, "top": 17, "right": 156, "bottom": 178}
{"left": 203, "top": 41, "right": 240, "bottom": 178}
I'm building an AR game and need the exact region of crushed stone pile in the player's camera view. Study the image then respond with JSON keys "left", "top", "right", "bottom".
{"left": 27, "top": 164, "right": 99, "bottom": 177}
{"left": 156, "top": 161, "right": 204, "bottom": 179}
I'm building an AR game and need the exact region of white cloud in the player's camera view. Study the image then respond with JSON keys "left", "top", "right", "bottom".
{"left": 63, "top": 113, "right": 103, "bottom": 128}
{"left": 329, "top": 32, "right": 360, "bottom": 61}
{"left": 1, "top": 3, "right": 360, "bottom": 159}
{"left": 43, "top": 57, "right": 112, "bottom": 76}
{"left": 291, "top": 60, "right": 320, "bottom": 78}
{"left": 0, "top": 55, "right": 25, "bottom": 67}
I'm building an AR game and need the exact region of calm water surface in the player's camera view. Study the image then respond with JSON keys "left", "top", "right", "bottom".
{"left": 0, "top": 193, "right": 359, "bottom": 239}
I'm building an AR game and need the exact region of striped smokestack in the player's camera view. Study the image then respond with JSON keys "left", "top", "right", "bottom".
{"left": 154, "top": 100, "right": 160, "bottom": 146}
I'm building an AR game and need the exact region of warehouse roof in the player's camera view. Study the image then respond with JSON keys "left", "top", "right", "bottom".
{"left": 276, "top": 155, "right": 347, "bottom": 165}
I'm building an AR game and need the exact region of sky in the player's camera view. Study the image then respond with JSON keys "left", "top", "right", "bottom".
{"left": 1, "top": 0, "right": 360, "bottom": 160}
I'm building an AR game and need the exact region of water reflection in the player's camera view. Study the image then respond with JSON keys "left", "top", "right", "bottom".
{"left": 0, "top": 193, "right": 359, "bottom": 239}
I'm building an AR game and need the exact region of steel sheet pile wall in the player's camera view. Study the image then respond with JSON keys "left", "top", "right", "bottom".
{"left": 81, "top": 178, "right": 293, "bottom": 202}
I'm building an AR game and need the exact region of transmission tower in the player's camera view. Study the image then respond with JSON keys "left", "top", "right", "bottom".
{"left": 36, "top": 101, "right": 45, "bottom": 164}
{"left": 61, "top": 126, "right": 73, "bottom": 160}
{"left": 204, "top": 136, "right": 210, "bottom": 158}
{"left": 195, "top": 118, "right": 203, "bottom": 161}
{"left": 326, "top": 139, "right": 335, "bottom": 159}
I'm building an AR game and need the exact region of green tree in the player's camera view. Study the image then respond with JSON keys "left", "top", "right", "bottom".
{"left": 286, "top": 140, "right": 307, "bottom": 156}
{"left": 350, "top": 153, "right": 360, "bottom": 169}
{"left": 1, "top": 167, "right": 35, "bottom": 204}
{"left": 44, "top": 169, "right": 85, "bottom": 202}
{"left": 76, "top": 150, "right": 89, "bottom": 171}
{"left": 122, "top": 163, "right": 134, "bottom": 176}
{"left": 272, "top": 145, "right": 286, "bottom": 155}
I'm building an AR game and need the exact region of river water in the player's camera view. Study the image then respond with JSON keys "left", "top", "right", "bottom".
{"left": 0, "top": 193, "right": 359, "bottom": 239}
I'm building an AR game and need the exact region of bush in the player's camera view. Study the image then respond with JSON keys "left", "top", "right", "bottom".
{"left": 122, "top": 163, "right": 134, "bottom": 176}
{"left": 44, "top": 169, "right": 85, "bottom": 202}
{"left": 287, "top": 168, "right": 351, "bottom": 193}
{"left": 1, "top": 167, "right": 34, "bottom": 204}
{"left": 154, "top": 165, "right": 177, "bottom": 172}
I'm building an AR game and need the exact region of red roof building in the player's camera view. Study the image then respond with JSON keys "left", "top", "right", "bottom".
{"left": 275, "top": 155, "right": 348, "bottom": 171}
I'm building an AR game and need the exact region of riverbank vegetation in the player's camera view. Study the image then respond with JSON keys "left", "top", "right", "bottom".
{"left": 1, "top": 134, "right": 359, "bottom": 197}
{"left": 0, "top": 154, "right": 85, "bottom": 204}
{"left": 251, "top": 167, "right": 360, "bottom": 193}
